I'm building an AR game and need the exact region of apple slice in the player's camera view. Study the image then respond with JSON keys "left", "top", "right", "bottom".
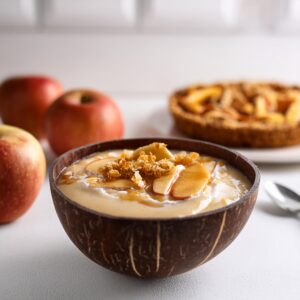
{"left": 153, "top": 165, "right": 184, "bottom": 195}
{"left": 132, "top": 143, "right": 173, "bottom": 160}
{"left": 171, "top": 162, "right": 211, "bottom": 200}
{"left": 101, "top": 179, "right": 135, "bottom": 189}
{"left": 202, "top": 161, "right": 217, "bottom": 173}
{"left": 86, "top": 177, "right": 135, "bottom": 189}
{"left": 285, "top": 100, "right": 300, "bottom": 124}
{"left": 85, "top": 157, "right": 117, "bottom": 174}
{"left": 184, "top": 87, "right": 222, "bottom": 105}
{"left": 254, "top": 96, "right": 267, "bottom": 117}
{"left": 181, "top": 87, "right": 222, "bottom": 114}
{"left": 265, "top": 112, "right": 285, "bottom": 124}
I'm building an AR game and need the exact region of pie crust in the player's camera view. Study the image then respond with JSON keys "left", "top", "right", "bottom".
{"left": 169, "top": 82, "right": 300, "bottom": 148}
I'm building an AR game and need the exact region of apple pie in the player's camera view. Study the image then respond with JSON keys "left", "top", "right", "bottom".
{"left": 169, "top": 82, "right": 300, "bottom": 148}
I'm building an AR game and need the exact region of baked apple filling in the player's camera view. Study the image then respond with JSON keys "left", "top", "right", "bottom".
{"left": 178, "top": 82, "right": 300, "bottom": 125}
{"left": 58, "top": 143, "right": 250, "bottom": 218}
{"left": 170, "top": 82, "right": 300, "bottom": 148}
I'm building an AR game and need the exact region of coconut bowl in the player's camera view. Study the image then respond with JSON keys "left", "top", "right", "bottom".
{"left": 49, "top": 138, "right": 260, "bottom": 278}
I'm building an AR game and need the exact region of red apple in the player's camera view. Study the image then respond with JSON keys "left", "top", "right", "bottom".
{"left": 0, "top": 125, "right": 46, "bottom": 224}
{"left": 45, "top": 89, "right": 124, "bottom": 155}
{"left": 0, "top": 75, "right": 63, "bottom": 139}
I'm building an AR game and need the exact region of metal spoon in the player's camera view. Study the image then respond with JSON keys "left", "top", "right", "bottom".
{"left": 265, "top": 181, "right": 300, "bottom": 217}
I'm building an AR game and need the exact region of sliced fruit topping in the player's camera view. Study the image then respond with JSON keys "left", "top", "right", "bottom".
{"left": 153, "top": 165, "right": 184, "bottom": 195}
{"left": 177, "top": 82, "right": 300, "bottom": 126}
{"left": 101, "top": 179, "right": 136, "bottom": 189}
{"left": 186, "top": 87, "right": 222, "bottom": 104}
{"left": 85, "top": 157, "right": 117, "bottom": 174}
{"left": 67, "top": 162, "right": 86, "bottom": 175}
{"left": 132, "top": 143, "right": 173, "bottom": 160}
{"left": 286, "top": 89, "right": 300, "bottom": 102}
{"left": 86, "top": 177, "right": 135, "bottom": 189}
{"left": 256, "top": 87, "right": 278, "bottom": 111}
{"left": 202, "top": 161, "right": 217, "bottom": 173}
{"left": 285, "top": 100, "right": 300, "bottom": 124}
{"left": 181, "top": 87, "right": 222, "bottom": 113}
{"left": 240, "top": 103, "right": 254, "bottom": 115}
{"left": 220, "top": 89, "right": 233, "bottom": 108}
{"left": 204, "top": 109, "right": 228, "bottom": 120}
{"left": 254, "top": 96, "right": 267, "bottom": 117}
{"left": 181, "top": 102, "right": 205, "bottom": 114}
{"left": 222, "top": 107, "right": 240, "bottom": 120}
{"left": 171, "top": 162, "right": 211, "bottom": 200}
{"left": 264, "top": 112, "right": 285, "bottom": 124}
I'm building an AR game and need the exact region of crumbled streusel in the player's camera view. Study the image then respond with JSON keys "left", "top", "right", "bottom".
{"left": 59, "top": 143, "right": 205, "bottom": 189}
{"left": 173, "top": 151, "right": 200, "bottom": 166}
{"left": 101, "top": 151, "right": 175, "bottom": 183}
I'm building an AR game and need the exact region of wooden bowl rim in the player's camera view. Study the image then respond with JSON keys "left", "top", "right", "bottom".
{"left": 49, "top": 137, "right": 260, "bottom": 221}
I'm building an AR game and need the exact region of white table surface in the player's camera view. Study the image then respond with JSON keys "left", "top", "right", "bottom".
{"left": 1, "top": 97, "right": 300, "bottom": 300}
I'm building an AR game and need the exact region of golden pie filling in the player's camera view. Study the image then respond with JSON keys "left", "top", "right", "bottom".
{"left": 57, "top": 143, "right": 250, "bottom": 218}
{"left": 177, "top": 82, "right": 300, "bottom": 128}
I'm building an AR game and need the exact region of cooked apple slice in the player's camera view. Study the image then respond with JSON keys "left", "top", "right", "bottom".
{"left": 220, "top": 89, "right": 233, "bottom": 107}
{"left": 239, "top": 103, "right": 254, "bottom": 115}
{"left": 85, "top": 157, "right": 117, "bottom": 174}
{"left": 171, "top": 162, "right": 210, "bottom": 199}
{"left": 181, "top": 102, "right": 206, "bottom": 114}
{"left": 264, "top": 112, "right": 285, "bottom": 124}
{"left": 86, "top": 177, "right": 135, "bottom": 189}
{"left": 184, "top": 87, "right": 222, "bottom": 105}
{"left": 153, "top": 165, "right": 184, "bottom": 195}
{"left": 254, "top": 96, "right": 267, "bottom": 117}
{"left": 182, "top": 87, "right": 222, "bottom": 113}
{"left": 202, "top": 161, "right": 217, "bottom": 173}
{"left": 287, "top": 89, "right": 300, "bottom": 102}
{"left": 285, "top": 101, "right": 300, "bottom": 124}
{"left": 101, "top": 179, "right": 136, "bottom": 189}
{"left": 256, "top": 87, "right": 278, "bottom": 111}
{"left": 132, "top": 143, "right": 173, "bottom": 160}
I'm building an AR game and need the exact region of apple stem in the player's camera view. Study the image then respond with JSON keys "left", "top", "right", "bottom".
{"left": 80, "top": 95, "right": 93, "bottom": 104}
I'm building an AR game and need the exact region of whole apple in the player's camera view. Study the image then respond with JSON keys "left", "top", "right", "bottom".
{"left": 0, "top": 75, "right": 63, "bottom": 139}
{"left": 0, "top": 125, "right": 46, "bottom": 224}
{"left": 45, "top": 89, "right": 124, "bottom": 155}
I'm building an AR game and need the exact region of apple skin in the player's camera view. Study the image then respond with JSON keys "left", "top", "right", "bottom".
{"left": 0, "top": 76, "right": 63, "bottom": 139}
{"left": 0, "top": 125, "right": 46, "bottom": 224}
{"left": 45, "top": 89, "right": 124, "bottom": 155}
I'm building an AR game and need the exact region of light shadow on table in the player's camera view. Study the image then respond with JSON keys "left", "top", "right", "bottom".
{"left": 255, "top": 162, "right": 300, "bottom": 170}
{"left": 1, "top": 248, "right": 208, "bottom": 300}
{"left": 41, "top": 140, "right": 57, "bottom": 173}
{"left": 256, "top": 200, "right": 291, "bottom": 218}
{"left": 256, "top": 193, "right": 300, "bottom": 222}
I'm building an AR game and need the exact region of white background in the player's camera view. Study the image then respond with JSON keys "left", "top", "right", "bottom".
{"left": 1, "top": 34, "right": 300, "bottom": 95}
{"left": 0, "top": 1, "right": 300, "bottom": 299}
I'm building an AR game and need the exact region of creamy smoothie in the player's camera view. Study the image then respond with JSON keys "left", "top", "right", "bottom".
{"left": 57, "top": 143, "right": 250, "bottom": 218}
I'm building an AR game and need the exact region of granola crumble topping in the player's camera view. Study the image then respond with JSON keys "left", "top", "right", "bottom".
{"left": 58, "top": 143, "right": 212, "bottom": 190}
{"left": 57, "top": 142, "right": 251, "bottom": 216}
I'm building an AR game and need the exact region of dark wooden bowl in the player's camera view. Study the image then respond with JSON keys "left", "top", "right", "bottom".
{"left": 49, "top": 138, "right": 260, "bottom": 278}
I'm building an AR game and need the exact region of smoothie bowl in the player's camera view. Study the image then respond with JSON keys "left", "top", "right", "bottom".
{"left": 49, "top": 138, "right": 260, "bottom": 278}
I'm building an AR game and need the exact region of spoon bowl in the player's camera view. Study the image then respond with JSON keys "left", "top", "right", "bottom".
{"left": 265, "top": 181, "right": 300, "bottom": 214}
